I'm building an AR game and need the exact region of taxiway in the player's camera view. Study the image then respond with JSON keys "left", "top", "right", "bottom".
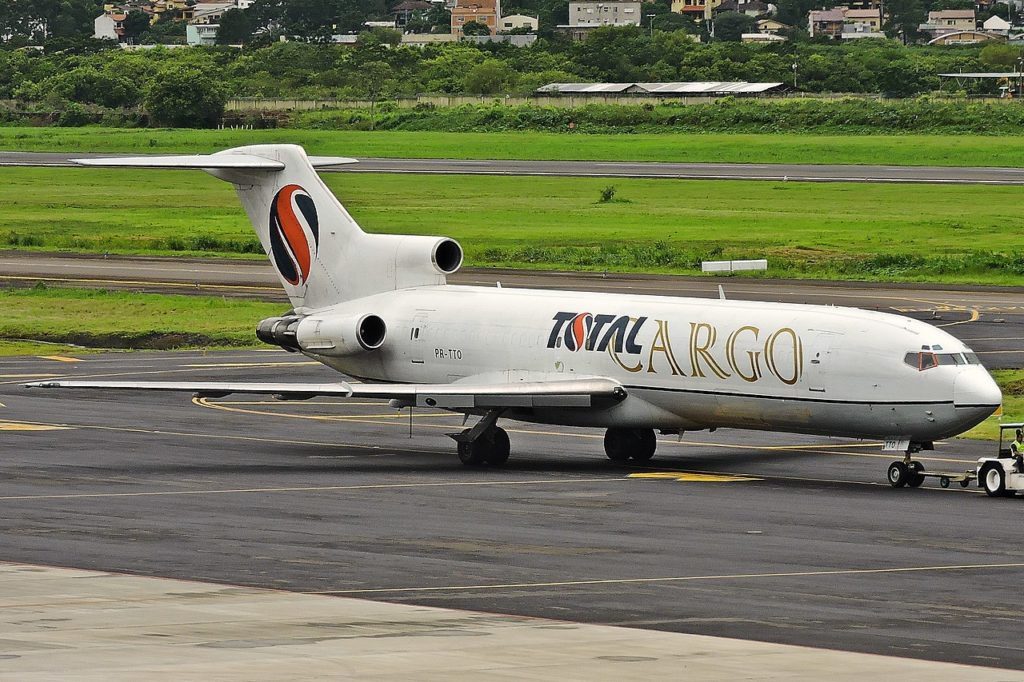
{"left": 3, "top": 151, "right": 1024, "bottom": 184}
{"left": 2, "top": 350, "right": 1023, "bottom": 671}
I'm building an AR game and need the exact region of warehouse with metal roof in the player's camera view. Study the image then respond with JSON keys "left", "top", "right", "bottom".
{"left": 535, "top": 82, "right": 784, "bottom": 96}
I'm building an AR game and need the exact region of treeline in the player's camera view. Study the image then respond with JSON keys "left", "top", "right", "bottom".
{"left": 3, "top": 34, "right": 1019, "bottom": 99}
{"left": 0, "top": 32, "right": 1020, "bottom": 126}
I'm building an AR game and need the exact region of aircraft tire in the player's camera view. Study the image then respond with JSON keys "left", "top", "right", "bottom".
{"left": 907, "top": 461, "right": 925, "bottom": 488}
{"left": 982, "top": 464, "right": 1006, "bottom": 498}
{"left": 887, "top": 461, "right": 908, "bottom": 488}
{"left": 457, "top": 439, "right": 486, "bottom": 466}
{"left": 484, "top": 428, "right": 511, "bottom": 465}
{"left": 603, "top": 429, "right": 633, "bottom": 463}
{"left": 630, "top": 429, "right": 657, "bottom": 463}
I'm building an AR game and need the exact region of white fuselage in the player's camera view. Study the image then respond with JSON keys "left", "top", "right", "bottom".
{"left": 303, "top": 285, "right": 1001, "bottom": 442}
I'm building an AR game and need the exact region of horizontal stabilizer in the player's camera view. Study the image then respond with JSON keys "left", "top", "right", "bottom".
{"left": 72, "top": 154, "right": 358, "bottom": 170}
{"left": 24, "top": 377, "right": 626, "bottom": 408}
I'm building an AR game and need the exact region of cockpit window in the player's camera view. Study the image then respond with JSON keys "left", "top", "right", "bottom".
{"left": 904, "top": 351, "right": 966, "bottom": 370}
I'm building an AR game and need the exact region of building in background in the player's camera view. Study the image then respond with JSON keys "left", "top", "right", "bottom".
{"left": 498, "top": 13, "right": 539, "bottom": 32}
{"left": 559, "top": 2, "right": 642, "bottom": 40}
{"left": 93, "top": 12, "right": 125, "bottom": 40}
{"left": 451, "top": 0, "right": 501, "bottom": 36}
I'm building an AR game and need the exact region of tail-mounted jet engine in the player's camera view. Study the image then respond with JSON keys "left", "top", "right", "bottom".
{"left": 257, "top": 313, "right": 387, "bottom": 356}
{"left": 256, "top": 315, "right": 302, "bottom": 352}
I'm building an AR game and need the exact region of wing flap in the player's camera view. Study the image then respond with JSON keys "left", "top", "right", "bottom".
{"left": 24, "top": 377, "right": 625, "bottom": 407}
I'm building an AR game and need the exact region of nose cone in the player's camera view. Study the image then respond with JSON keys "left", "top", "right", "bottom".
{"left": 954, "top": 369, "right": 1002, "bottom": 410}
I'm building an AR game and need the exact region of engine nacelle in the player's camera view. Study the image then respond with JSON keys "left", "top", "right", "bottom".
{"left": 293, "top": 312, "right": 387, "bottom": 357}
{"left": 360, "top": 234, "right": 463, "bottom": 291}
{"left": 256, "top": 315, "right": 302, "bottom": 352}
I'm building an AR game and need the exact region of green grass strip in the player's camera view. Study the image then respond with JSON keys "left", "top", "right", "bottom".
{"left": 2, "top": 127, "right": 1024, "bottom": 167}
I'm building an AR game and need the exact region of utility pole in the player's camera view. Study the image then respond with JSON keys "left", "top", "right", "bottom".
{"left": 647, "top": 13, "right": 656, "bottom": 36}
{"left": 792, "top": 62, "right": 798, "bottom": 90}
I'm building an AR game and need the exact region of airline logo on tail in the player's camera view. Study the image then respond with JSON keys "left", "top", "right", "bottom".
{"left": 269, "top": 184, "right": 319, "bottom": 287}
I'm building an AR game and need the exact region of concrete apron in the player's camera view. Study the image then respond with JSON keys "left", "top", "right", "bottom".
{"left": 0, "top": 562, "right": 1018, "bottom": 681}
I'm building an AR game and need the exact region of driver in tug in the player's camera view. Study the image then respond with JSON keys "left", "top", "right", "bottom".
{"left": 1011, "top": 429, "right": 1024, "bottom": 474}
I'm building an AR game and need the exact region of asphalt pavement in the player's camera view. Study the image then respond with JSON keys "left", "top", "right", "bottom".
{"left": 2, "top": 350, "right": 1024, "bottom": 670}
{"left": 3, "top": 151, "right": 1024, "bottom": 184}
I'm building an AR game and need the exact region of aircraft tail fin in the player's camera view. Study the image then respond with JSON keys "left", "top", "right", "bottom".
{"left": 75, "top": 145, "right": 462, "bottom": 312}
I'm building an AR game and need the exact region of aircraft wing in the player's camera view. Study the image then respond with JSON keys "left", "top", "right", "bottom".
{"left": 24, "top": 378, "right": 626, "bottom": 409}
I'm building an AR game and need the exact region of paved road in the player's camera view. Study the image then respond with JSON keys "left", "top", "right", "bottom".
{"left": 3, "top": 252, "right": 1024, "bottom": 369}
{"left": 4, "top": 151, "right": 1024, "bottom": 184}
{"left": 2, "top": 350, "right": 1023, "bottom": 670}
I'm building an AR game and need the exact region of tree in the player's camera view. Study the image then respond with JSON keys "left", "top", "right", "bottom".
{"left": 216, "top": 8, "right": 252, "bottom": 44}
{"left": 145, "top": 67, "right": 227, "bottom": 127}
{"left": 713, "top": 12, "right": 756, "bottom": 42}
{"left": 359, "top": 60, "right": 394, "bottom": 130}
{"left": 463, "top": 58, "right": 515, "bottom": 93}
{"left": 882, "top": 0, "right": 924, "bottom": 43}
{"left": 980, "top": 43, "right": 1022, "bottom": 68}
{"left": 461, "top": 20, "right": 491, "bottom": 36}
{"left": 139, "top": 18, "right": 187, "bottom": 45}
{"left": 122, "top": 10, "right": 152, "bottom": 43}
{"left": 44, "top": 66, "right": 142, "bottom": 108}
{"left": 357, "top": 26, "right": 401, "bottom": 46}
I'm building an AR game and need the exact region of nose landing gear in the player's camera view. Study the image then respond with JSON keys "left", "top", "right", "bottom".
{"left": 887, "top": 458, "right": 925, "bottom": 488}
{"left": 886, "top": 441, "right": 976, "bottom": 489}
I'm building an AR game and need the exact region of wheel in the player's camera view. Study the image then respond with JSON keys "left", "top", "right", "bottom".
{"left": 484, "top": 427, "right": 510, "bottom": 465}
{"left": 457, "top": 430, "right": 487, "bottom": 466}
{"left": 604, "top": 429, "right": 632, "bottom": 463}
{"left": 960, "top": 478, "right": 971, "bottom": 488}
{"left": 982, "top": 464, "right": 1007, "bottom": 498}
{"left": 939, "top": 477, "right": 950, "bottom": 489}
{"left": 907, "top": 460, "right": 925, "bottom": 488}
{"left": 604, "top": 428, "right": 657, "bottom": 463}
{"left": 631, "top": 429, "right": 657, "bottom": 463}
{"left": 887, "top": 461, "right": 908, "bottom": 488}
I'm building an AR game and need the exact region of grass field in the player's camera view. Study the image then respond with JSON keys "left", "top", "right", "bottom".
{"left": 961, "top": 370, "right": 1024, "bottom": 441}
{"left": 3, "top": 127, "right": 1024, "bottom": 167}
{"left": 3, "top": 166, "right": 1023, "bottom": 284}
{"left": 0, "top": 285, "right": 281, "bottom": 353}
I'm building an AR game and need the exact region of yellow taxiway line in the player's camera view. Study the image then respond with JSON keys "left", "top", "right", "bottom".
{"left": 0, "top": 421, "right": 67, "bottom": 431}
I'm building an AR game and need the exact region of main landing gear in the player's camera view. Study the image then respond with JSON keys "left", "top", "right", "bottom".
{"left": 604, "top": 428, "right": 657, "bottom": 464}
{"left": 450, "top": 409, "right": 510, "bottom": 466}
{"left": 449, "top": 415, "right": 660, "bottom": 467}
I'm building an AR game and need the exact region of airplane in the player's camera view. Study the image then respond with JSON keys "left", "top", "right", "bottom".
{"left": 25, "top": 144, "right": 1002, "bottom": 486}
